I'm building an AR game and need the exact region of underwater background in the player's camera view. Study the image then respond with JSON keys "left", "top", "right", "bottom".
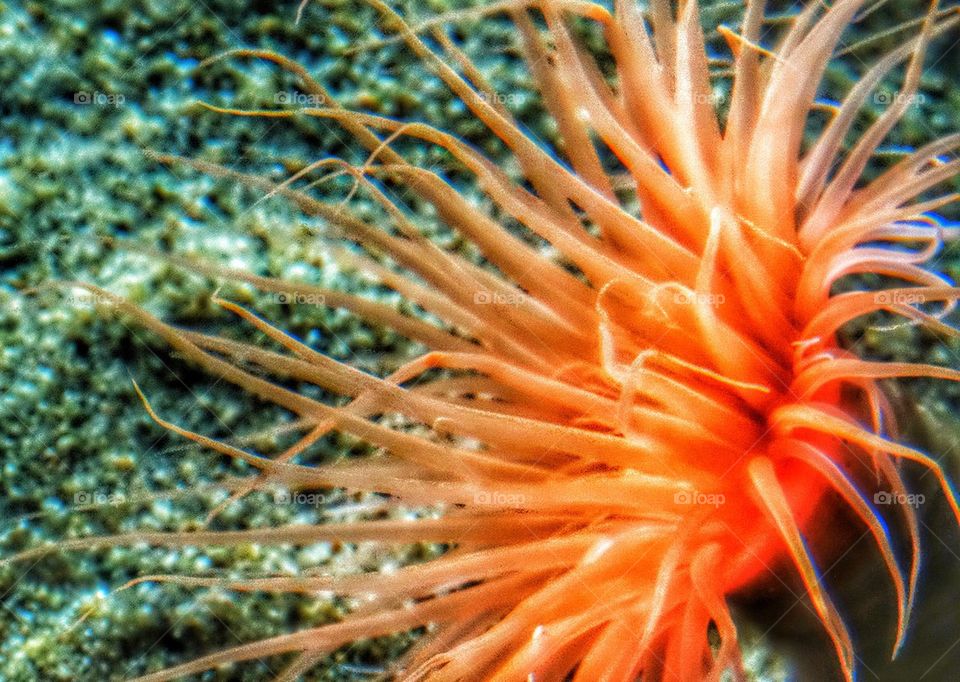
{"left": 1, "top": 0, "right": 959, "bottom": 679}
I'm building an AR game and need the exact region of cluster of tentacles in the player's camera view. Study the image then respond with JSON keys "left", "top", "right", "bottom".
{"left": 13, "top": 0, "right": 960, "bottom": 679}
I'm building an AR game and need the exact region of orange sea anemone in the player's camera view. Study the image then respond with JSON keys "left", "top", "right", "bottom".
{"left": 13, "top": 0, "right": 960, "bottom": 679}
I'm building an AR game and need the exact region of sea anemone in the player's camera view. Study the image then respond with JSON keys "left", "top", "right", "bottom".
{"left": 11, "top": 0, "right": 960, "bottom": 679}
